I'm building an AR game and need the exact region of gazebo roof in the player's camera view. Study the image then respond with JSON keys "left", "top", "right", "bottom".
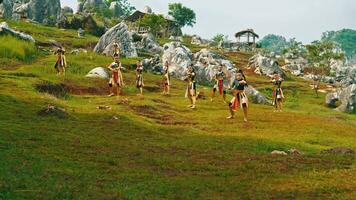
{"left": 235, "top": 29, "right": 259, "bottom": 38}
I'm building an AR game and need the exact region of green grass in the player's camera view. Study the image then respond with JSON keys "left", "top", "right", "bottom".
{"left": 0, "top": 20, "right": 356, "bottom": 199}
{"left": 0, "top": 35, "right": 40, "bottom": 68}
{"left": 4, "top": 19, "right": 99, "bottom": 48}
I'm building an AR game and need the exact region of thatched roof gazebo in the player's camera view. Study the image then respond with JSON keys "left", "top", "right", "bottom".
{"left": 235, "top": 29, "right": 259, "bottom": 45}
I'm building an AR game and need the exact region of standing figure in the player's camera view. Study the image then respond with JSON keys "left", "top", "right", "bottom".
{"left": 136, "top": 61, "right": 144, "bottom": 95}
{"left": 54, "top": 47, "right": 67, "bottom": 75}
{"left": 162, "top": 61, "right": 171, "bottom": 95}
{"left": 185, "top": 65, "right": 197, "bottom": 109}
{"left": 107, "top": 56, "right": 124, "bottom": 97}
{"left": 227, "top": 73, "right": 248, "bottom": 122}
{"left": 271, "top": 73, "right": 284, "bottom": 112}
{"left": 211, "top": 65, "right": 227, "bottom": 103}
{"left": 112, "top": 42, "right": 120, "bottom": 58}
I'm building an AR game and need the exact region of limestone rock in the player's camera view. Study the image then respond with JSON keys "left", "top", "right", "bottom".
{"left": 94, "top": 22, "right": 137, "bottom": 58}
{"left": 249, "top": 53, "right": 285, "bottom": 78}
{"left": 86, "top": 67, "right": 109, "bottom": 79}
{"left": 0, "top": 22, "right": 35, "bottom": 42}
{"left": 325, "top": 84, "right": 356, "bottom": 113}
{"left": 162, "top": 42, "right": 193, "bottom": 79}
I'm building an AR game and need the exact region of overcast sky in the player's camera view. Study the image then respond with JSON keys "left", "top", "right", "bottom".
{"left": 61, "top": 0, "right": 356, "bottom": 44}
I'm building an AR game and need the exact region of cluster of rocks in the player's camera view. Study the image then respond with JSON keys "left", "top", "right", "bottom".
{"left": 94, "top": 22, "right": 138, "bottom": 58}
{"left": 0, "top": 0, "right": 61, "bottom": 25}
{"left": 134, "top": 33, "right": 163, "bottom": 55}
{"left": 325, "top": 84, "right": 356, "bottom": 113}
{"left": 191, "top": 35, "right": 210, "bottom": 46}
{"left": 0, "top": 22, "right": 35, "bottom": 42}
{"left": 248, "top": 53, "right": 285, "bottom": 78}
{"left": 283, "top": 57, "right": 308, "bottom": 76}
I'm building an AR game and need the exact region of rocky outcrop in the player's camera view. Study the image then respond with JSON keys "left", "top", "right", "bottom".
{"left": 142, "top": 54, "right": 162, "bottom": 74}
{"left": 283, "top": 57, "right": 308, "bottom": 76}
{"left": 94, "top": 22, "right": 137, "bottom": 58}
{"left": 0, "top": 22, "right": 35, "bottom": 42}
{"left": 330, "top": 60, "right": 356, "bottom": 87}
{"left": 0, "top": 0, "right": 61, "bottom": 25}
{"left": 245, "top": 86, "right": 271, "bottom": 105}
{"left": 86, "top": 67, "right": 109, "bottom": 79}
{"left": 193, "top": 48, "right": 235, "bottom": 84}
{"left": 0, "top": 0, "right": 14, "bottom": 18}
{"left": 78, "top": 0, "right": 107, "bottom": 13}
{"left": 162, "top": 42, "right": 193, "bottom": 79}
{"left": 191, "top": 35, "right": 210, "bottom": 46}
{"left": 248, "top": 53, "right": 285, "bottom": 78}
{"left": 326, "top": 84, "right": 356, "bottom": 113}
{"left": 135, "top": 33, "right": 163, "bottom": 55}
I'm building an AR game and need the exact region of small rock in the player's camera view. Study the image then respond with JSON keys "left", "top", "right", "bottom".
{"left": 197, "top": 91, "right": 206, "bottom": 100}
{"left": 288, "top": 149, "right": 302, "bottom": 155}
{"left": 97, "top": 105, "right": 111, "bottom": 110}
{"left": 271, "top": 150, "right": 288, "bottom": 156}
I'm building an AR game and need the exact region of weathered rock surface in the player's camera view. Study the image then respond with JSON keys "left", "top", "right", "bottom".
{"left": 142, "top": 54, "right": 162, "bottom": 74}
{"left": 78, "top": 0, "right": 107, "bottom": 13}
{"left": 249, "top": 53, "right": 285, "bottom": 78}
{"left": 86, "top": 67, "right": 109, "bottom": 79}
{"left": 283, "top": 57, "right": 308, "bottom": 76}
{"left": 0, "top": 0, "right": 61, "bottom": 24}
{"left": 191, "top": 35, "right": 210, "bottom": 46}
{"left": 245, "top": 86, "right": 271, "bottom": 105}
{"left": 135, "top": 33, "right": 163, "bottom": 55}
{"left": 325, "top": 84, "right": 356, "bottom": 113}
{"left": 0, "top": 22, "right": 35, "bottom": 42}
{"left": 94, "top": 22, "right": 137, "bottom": 58}
{"left": 162, "top": 42, "right": 193, "bottom": 79}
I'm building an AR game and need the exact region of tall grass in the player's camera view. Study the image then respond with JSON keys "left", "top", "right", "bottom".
{"left": 0, "top": 35, "right": 40, "bottom": 63}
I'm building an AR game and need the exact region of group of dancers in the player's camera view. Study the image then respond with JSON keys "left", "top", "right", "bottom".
{"left": 54, "top": 43, "right": 285, "bottom": 122}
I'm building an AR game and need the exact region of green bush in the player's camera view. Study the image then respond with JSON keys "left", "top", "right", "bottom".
{"left": 0, "top": 35, "right": 40, "bottom": 63}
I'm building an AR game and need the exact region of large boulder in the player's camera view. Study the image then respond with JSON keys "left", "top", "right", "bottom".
{"left": 191, "top": 35, "right": 210, "bottom": 46}
{"left": 86, "top": 67, "right": 109, "bottom": 79}
{"left": 283, "top": 57, "right": 308, "bottom": 76}
{"left": 0, "top": 0, "right": 14, "bottom": 18}
{"left": 0, "top": 22, "right": 35, "bottom": 42}
{"left": 162, "top": 42, "right": 193, "bottom": 79}
{"left": 142, "top": 54, "right": 162, "bottom": 74}
{"left": 326, "top": 84, "right": 356, "bottom": 113}
{"left": 82, "top": 0, "right": 107, "bottom": 12}
{"left": 330, "top": 60, "right": 356, "bottom": 87}
{"left": 193, "top": 48, "right": 235, "bottom": 85}
{"left": 245, "top": 86, "right": 271, "bottom": 105}
{"left": 94, "top": 22, "right": 137, "bottom": 58}
{"left": 0, "top": 0, "right": 61, "bottom": 24}
{"left": 135, "top": 33, "right": 163, "bottom": 55}
{"left": 249, "top": 53, "right": 285, "bottom": 78}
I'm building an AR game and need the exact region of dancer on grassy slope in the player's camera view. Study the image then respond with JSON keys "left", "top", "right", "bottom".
{"left": 107, "top": 56, "right": 124, "bottom": 97}
{"left": 227, "top": 72, "right": 248, "bottom": 122}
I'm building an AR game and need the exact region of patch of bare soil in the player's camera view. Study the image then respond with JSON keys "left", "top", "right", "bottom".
{"left": 130, "top": 105, "right": 196, "bottom": 126}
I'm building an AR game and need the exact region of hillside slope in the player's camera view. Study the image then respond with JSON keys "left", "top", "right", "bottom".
{"left": 0, "top": 20, "right": 355, "bottom": 199}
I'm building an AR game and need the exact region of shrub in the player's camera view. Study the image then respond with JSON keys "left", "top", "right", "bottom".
{"left": 0, "top": 35, "right": 40, "bottom": 63}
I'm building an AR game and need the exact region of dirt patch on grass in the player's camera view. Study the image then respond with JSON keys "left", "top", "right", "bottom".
{"left": 35, "top": 82, "right": 69, "bottom": 98}
{"left": 145, "top": 85, "right": 161, "bottom": 92}
{"left": 130, "top": 105, "right": 196, "bottom": 126}
{"left": 35, "top": 81, "right": 107, "bottom": 97}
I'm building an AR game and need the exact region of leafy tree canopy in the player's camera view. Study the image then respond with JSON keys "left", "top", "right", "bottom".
{"left": 168, "top": 3, "right": 196, "bottom": 28}
{"left": 138, "top": 14, "right": 167, "bottom": 36}
{"left": 321, "top": 29, "right": 356, "bottom": 61}
{"left": 257, "top": 34, "right": 290, "bottom": 53}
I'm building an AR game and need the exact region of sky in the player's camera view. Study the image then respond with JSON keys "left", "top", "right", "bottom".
{"left": 61, "top": 0, "right": 356, "bottom": 44}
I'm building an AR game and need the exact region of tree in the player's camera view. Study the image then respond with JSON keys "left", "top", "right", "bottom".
{"left": 306, "top": 40, "right": 345, "bottom": 97}
{"left": 257, "top": 34, "right": 289, "bottom": 53}
{"left": 138, "top": 14, "right": 167, "bottom": 37}
{"left": 321, "top": 29, "right": 356, "bottom": 62}
{"left": 168, "top": 3, "right": 196, "bottom": 29}
{"left": 212, "top": 34, "right": 228, "bottom": 46}
{"left": 105, "top": 0, "right": 135, "bottom": 16}
{"left": 282, "top": 38, "right": 306, "bottom": 58}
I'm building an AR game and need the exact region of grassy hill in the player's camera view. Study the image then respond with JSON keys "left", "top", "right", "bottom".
{"left": 0, "top": 20, "right": 355, "bottom": 199}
